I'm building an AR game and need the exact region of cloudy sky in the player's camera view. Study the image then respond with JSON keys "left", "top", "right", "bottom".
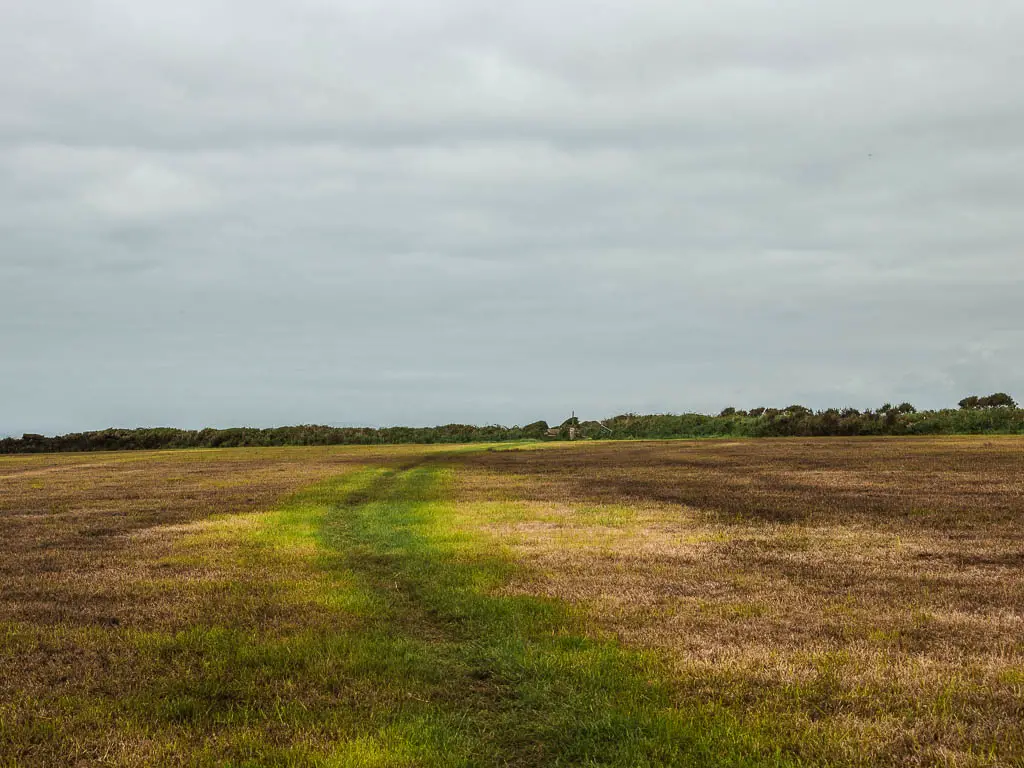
{"left": 2, "top": 0, "right": 1023, "bottom": 434}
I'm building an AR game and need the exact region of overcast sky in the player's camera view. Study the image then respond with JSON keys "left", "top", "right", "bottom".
{"left": 2, "top": 0, "right": 1023, "bottom": 434}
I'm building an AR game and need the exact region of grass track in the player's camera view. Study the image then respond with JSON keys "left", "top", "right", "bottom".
{"left": 222, "top": 463, "right": 795, "bottom": 766}
{"left": 1, "top": 461, "right": 792, "bottom": 766}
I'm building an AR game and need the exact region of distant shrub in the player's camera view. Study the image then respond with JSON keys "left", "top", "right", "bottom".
{"left": 521, "top": 420, "right": 549, "bottom": 439}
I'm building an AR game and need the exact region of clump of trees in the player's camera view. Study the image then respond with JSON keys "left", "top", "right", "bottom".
{"left": 576, "top": 393, "right": 1021, "bottom": 441}
{"left": 3, "top": 394, "right": 1022, "bottom": 454}
{"left": 958, "top": 393, "right": 1017, "bottom": 410}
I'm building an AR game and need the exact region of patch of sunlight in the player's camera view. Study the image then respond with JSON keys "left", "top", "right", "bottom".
{"left": 325, "top": 718, "right": 474, "bottom": 768}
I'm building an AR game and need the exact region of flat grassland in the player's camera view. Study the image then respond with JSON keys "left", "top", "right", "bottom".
{"left": 1, "top": 438, "right": 1022, "bottom": 767}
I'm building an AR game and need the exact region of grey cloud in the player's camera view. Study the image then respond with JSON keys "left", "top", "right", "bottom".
{"left": 2, "top": 0, "right": 1023, "bottom": 435}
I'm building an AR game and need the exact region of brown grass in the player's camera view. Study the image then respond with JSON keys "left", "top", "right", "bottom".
{"left": 449, "top": 437, "right": 1024, "bottom": 766}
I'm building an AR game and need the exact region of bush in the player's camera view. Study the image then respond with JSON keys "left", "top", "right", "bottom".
{"left": 521, "top": 420, "right": 550, "bottom": 439}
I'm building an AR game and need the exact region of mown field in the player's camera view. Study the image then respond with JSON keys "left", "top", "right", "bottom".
{"left": 1, "top": 437, "right": 1022, "bottom": 767}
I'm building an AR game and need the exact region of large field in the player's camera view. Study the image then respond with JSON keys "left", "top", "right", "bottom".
{"left": 1, "top": 438, "right": 1023, "bottom": 767}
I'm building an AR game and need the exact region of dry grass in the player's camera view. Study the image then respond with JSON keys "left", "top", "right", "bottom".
{"left": 451, "top": 437, "right": 1024, "bottom": 766}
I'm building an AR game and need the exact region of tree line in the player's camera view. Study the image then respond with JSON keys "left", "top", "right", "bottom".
{"left": 1, "top": 393, "right": 1019, "bottom": 454}
{"left": 582, "top": 392, "right": 1020, "bottom": 440}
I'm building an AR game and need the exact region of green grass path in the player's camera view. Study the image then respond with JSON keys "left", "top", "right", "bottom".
{"left": 1, "top": 461, "right": 800, "bottom": 767}
{"left": 233, "top": 463, "right": 795, "bottom": 767}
